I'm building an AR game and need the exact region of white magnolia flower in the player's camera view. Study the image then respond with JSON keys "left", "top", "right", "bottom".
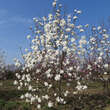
{"left": 69, "top": 67, "right": 73, "bottom": 71}
{"left": 27, "top": 35, "right": 31, "bottom": 39}
{"left": 56, "top": 97, "right": 64, "bottom": 103}
{"left": 98, "top": 57, "right": 102, "bottom": 62}
{"left": 44, "top": 82, "right": 48, "bottom": 86}
{"left": 56, "top": 97, "right": 60, "bottom": 102}
{"left": 66, "top": 28, "right": 71, "bottom": 32}
{"left": 42, "top": 16, "right": 47, "bottom": 21}
{"left": 103, "top": 34, "right": 109, "bottom": 39}
{"left": 37, "top": 97, "right": 41, "bottom": 103}
{"left": 73, "top": 91, "right": 78, "bottom": 94}
{"left": 92, "top": 27, "right": 96, "bottom": 30}
{"left": 20, "top": 95, "right": 24, "bottom": 99}
{"left": 13, "top": 80, "right": 18, "bottom": 85}
{"left": 104, "top": 72, "right": 107, "bottom": 75}
{"left": 100, "top": 52, "right": 104, "bottom": 56}
{"left": 104, "top": 64, "right": 109, "bottom": 68}
{"left": 80, "top": 29, "right": 84, "bottom": 32}
{"left": 60, "top": 19, "right": 66, "bottom": 26}
{"left": 18, "top": 86, "right": 21, "bottom": 90}
{"left": 97, "top": 26, "right": 101, "bottom": 30}
{"left": 48, "top": 14, "right": 53, "bottom": 20}
{"left": 33, "top": 17, "right": 38, "bottom": 22}
{"left": 52, "top": 1, "right": 56, "bottom": 7}
{"left": 60, "top": 70, "right": 64, "bottom": 74}
{"left": 31, "top": 97, "right": 35, "bottom": 103}
{"left": 74, "top": 9, "right": 77, "bottom": 12}
{"left": 71, "top": 38, "right": 75, "bottom": 42}
{"left": 55, "top": 74, "right": 61, "bottom": 81}
{"left": 37, "top": 104, "right": 41, "bottom": 109}
{"left": 48, "top": 101, "right": 53, "bottom": 108}
{"left": 82, "top": 85, "right": 87, "bottom": 90}
{"left": 44, "top": 95, "right": 49, "bottom": 100}
{"left": 103, "top": 29, "right": 107, "bottom": 32}
{"left": 87, "top": 65, "right": 91, "bottom": 70}
{"left": 64, "top": 90, "right": 69, "bottom": 96}
{"left": 73, "top": 16, "right": 78, "bottom": 20}
{"left": 47, "top": 73, "right": 53, "bottom": 78}
{"left": 28, "top": 85, "right": 32, "bottom": 90}
{"left": 69, "top": 23, "right": 74, "bottom": 28}
{"left": 25, "top": 93, "right": 30, "bottom": 98}
{"left": 77, "top": 10, "right": 82, "bottom": 14}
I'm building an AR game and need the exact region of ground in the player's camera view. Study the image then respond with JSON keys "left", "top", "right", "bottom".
{"left": 0, "top": 80, "right": 110, "bottom": 110}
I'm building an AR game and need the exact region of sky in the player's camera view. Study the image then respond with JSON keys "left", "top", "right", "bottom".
{"left": 0, "top": 0, "right": 110, "bottom": 64}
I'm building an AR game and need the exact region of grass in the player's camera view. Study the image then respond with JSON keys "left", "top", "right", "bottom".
{"left": 0, "top": 80, "right": 110, "bottom": 110}
{"left": 104, "top": 105, "right": 110, "bottom": 110}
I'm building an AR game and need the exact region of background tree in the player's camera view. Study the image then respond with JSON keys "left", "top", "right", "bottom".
{"left": 0, "top": 49, "right": 6, "bottom": 80}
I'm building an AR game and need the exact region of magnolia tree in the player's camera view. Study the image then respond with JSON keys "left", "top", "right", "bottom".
{"left": 88, "top": 26, "right": 110, "bottom": 77}
{"left": 86, "top": 25, "right": 110, "bottom": 91}
{"left": 77, "top": 25, "right": 110, "bottom": 79}
{"left": 13, "top": 0, "right": 110, "bottom": 109}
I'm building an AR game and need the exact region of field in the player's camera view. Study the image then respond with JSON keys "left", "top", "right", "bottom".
{"left": 0, "top": 80, "right": 110, "bottom": 110}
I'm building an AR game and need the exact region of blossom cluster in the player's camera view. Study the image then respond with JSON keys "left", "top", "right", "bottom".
{"left": 14, "top": 0, "right": 110, "bottom": 109}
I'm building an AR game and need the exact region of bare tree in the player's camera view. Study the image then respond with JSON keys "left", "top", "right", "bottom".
{"left": 0, "top": 49, "right": 6, "bottom": 79}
